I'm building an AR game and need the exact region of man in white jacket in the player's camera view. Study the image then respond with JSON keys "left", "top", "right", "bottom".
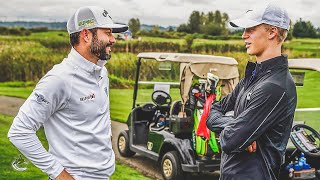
{"left": 8, "top": 6, "right": 128, "bottom": 180}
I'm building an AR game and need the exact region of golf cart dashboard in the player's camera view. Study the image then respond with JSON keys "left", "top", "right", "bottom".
{"left": 291, "top": 130, "right": 319, "bottom": 153}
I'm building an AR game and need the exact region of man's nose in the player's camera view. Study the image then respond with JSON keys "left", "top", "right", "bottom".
{"left": 242, "top": 30, "right": 249, "bottom": 39}
{"left": 110, "top": 34, "right": 116, "bottom": 43}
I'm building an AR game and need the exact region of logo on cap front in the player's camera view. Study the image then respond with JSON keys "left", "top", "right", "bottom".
{"left": 102, "top": 10, "right": 112, "bottom": 20}
{"left": 103, "top": 10, "right": 108, "bottom": 17}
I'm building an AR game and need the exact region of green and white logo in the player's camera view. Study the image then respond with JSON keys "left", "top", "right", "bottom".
{"left": 78, "top": 18, "right": 96, "bottom": 28}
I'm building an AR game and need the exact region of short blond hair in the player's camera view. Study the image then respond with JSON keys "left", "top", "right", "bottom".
{"left": 263, "top": 24, "right": 288, "bottom": 44}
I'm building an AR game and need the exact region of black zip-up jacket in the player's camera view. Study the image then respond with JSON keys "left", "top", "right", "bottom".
{"left": 206, "top": 55, "right": 297, "bottom": 180}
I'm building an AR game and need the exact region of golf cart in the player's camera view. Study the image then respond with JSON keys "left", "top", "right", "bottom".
{"left": 280, "top": 58, "right": 320, "bottom": 179}
{"left": 117, "top": 52, "right": 239, "bottom": 180}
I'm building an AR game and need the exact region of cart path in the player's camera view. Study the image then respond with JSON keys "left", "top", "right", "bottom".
{"left": 0, "top": 96, "right": 219, "bottom": 180}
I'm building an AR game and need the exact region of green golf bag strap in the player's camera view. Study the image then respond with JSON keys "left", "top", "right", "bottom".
{"left": 193, "top": 109, "right": 220, "bottom": 155}
{"left": 208, "top": 131, "right": 219, "bottom": 153}
{"left": 193, "top": 110, "right": 207, "bottom": 155}
{"left": 215, "top": 86, "right": 222, "bottom": 101}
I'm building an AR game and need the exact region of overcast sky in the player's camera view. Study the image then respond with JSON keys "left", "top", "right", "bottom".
{"left": 1, "top": 0, "right": 320, "bottom": 28}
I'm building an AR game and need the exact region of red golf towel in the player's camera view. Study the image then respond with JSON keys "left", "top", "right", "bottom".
{"left": 196, "top": 94, "right": 216, "bottom": 140}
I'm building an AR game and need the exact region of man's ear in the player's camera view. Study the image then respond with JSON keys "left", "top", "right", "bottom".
{"left": 268, "top": 27, "right": 278, "bottom": 40}
{"left": 81, "top": 29, "right": 91, "bottom": 43}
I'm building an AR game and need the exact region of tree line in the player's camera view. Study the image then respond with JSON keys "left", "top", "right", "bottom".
{"left": 128, "top": 10, "right": 320, "bottom": 39}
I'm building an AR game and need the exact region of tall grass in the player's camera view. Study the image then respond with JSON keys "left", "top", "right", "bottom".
{"left": 1, "top": 31, "right": 319, "bottom": 83}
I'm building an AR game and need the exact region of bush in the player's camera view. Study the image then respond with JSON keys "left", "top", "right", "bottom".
{"left": 191, "top": 43, "right": 245, "bottom": 54}
{"left": 0, "top": 81, "right": 36, "bottom": 87}
{"left": 0, "top": 27, "right": 31, "bottom": 36}
{"left": 29, "top": 27, "right": 49, "bottom": 33}
{"left": 108, "top": 74, "right": 134, "bottom": 88}
{"left": 113, "top": 41, "right": 181, "bottom": 53}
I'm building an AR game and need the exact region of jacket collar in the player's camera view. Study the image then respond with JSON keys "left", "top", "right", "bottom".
{"left": 68, "top": 48, "right": 103, "bottom": 74}
{"left": 245, "top": 54, "right": 288, "bottom": 78}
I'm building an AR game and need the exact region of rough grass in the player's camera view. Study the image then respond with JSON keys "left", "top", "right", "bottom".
{"left": 294, "top": 70, "right": 320, "bottom": 108}
{"left": 294, "top": 111, "right": 320, "bottom": 131}
{"left": 0, "top": 115, "right": 48, "bottom": 180}
{"left": 0, "top": 114, "right": 150, "bottom": 180}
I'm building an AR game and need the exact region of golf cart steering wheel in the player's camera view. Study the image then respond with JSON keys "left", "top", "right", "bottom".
{"left": 290, "top": 124, "right": 320, "bottom": 157}
{"left": 151, "top": 90, "right": 172, "bottom": 106}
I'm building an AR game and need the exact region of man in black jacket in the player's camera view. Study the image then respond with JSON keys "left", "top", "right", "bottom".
{"left": 206, "top": 2, "right": 297, "bottom": 180}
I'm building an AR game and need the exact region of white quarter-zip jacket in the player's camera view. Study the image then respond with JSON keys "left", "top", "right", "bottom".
{"left": 8, "top": 48, "right": 114, "bottom": 179}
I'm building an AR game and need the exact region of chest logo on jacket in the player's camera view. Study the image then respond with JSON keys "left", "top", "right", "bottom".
{"left": 80, "top": 93, "right": 95, "bottom": 101}
{"left": 246, "top": 92, "right": 252, "bottom": 101}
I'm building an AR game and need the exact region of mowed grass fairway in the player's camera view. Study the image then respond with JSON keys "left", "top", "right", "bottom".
{"left": 0, "top": 80, "right": 319, "bottom": 128}
{"left": 0, "top": 114, "right": 150, "bottom": 180}
{"left": 0, "top": 82, "right": 180, "bottom": 123}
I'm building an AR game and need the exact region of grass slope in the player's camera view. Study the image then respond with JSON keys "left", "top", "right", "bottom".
{"left": 0, "top": 114, "right": 150, "bottom": 180}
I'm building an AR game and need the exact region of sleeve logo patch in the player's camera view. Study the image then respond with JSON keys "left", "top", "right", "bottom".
{"left": 34, "top": 93, "right": 49, "bottom": 104}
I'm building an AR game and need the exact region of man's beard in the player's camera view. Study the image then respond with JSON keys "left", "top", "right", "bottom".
{"left": 90, "top": 34, "right": 112, "bottom": 61}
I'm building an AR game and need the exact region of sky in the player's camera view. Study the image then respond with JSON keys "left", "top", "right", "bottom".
{"left": 1, "top": 0, "right": 320, "bottom": 28}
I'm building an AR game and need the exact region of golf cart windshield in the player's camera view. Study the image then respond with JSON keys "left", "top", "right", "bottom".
{"left": 135, "top": 59, "right": 181, "bottom": 106}
{"left": 288, "top": 58, "right": 320, "bottom": 133}
{"left": 134, "top": 53, "right": 240, "bottom": 107}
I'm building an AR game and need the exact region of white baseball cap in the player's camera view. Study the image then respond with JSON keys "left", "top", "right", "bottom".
{"left": 230, "top": 2, "right": 290, "bottom": 30}
{"left": 67, "top": 6, "right": 128, "bottom": 34}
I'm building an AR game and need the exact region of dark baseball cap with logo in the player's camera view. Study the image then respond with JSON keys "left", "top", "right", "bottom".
{"left": 67, "top": 6, "right": 128, "bottom": 34}
{"left": 230, "top": 2, "right": 290, "bottom": 31}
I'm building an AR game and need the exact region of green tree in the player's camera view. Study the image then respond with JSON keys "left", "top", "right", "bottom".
{"left": 206, "top": 23, "right": 223, "bottom": 36}
{"left": 167, "top": 26, "right": 175, "bottom": 32}
{"left": 222, "top": 13, "right": 229, "bottom": 24}
{"left": 221, "top": 12, "right": 230, "bottom": 35}
{"left": 177, "top": 23, "right": 190, "bottom": 33}
{"left": 188, "top": 11, "right": 201, "bottom": 33}
{"left": 214, "top": 10, "right": 222, "bottom": 25}
{"left": 293, "top": 18, "right": 317, "bottom": 38}
{"left": 207, "top": 11, "right": 214, "bottom": 24}
{"left": 177, "top": 10, "right": 230, "bottom": 36}
{"left": 151, "top": 25, "right": 161, "bottom": 35}
{"left": 128, "top": 18, "right": 140, "bottom": 36}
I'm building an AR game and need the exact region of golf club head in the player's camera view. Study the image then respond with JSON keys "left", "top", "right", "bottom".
{"left": 207, "top": 72, "right": 219, "bottom": 88}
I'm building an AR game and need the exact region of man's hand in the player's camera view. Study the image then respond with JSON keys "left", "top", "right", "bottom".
{"left": 55, "top": 169, "right": 74, "bottom": 180}
{"left": 245, "top": 141, "right": 256, "bottom": 153}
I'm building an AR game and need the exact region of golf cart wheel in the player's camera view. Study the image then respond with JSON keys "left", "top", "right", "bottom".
{"left": 161, "top": 151, "right": 184, "bottom": 180}
{"left": 117, "top": 130, "right": 135, "bottom": 157}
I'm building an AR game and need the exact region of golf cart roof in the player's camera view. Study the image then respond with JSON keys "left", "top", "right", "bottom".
{"left": 288, "top": 58, "right": 320, "bottom": 72}
{"left": 137, "top": 52, "right": 238, "bottom": 65}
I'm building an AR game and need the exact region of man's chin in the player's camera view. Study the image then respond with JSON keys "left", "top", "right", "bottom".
{"left": 246, "top": 50, "right": 255, "bottom": 56}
